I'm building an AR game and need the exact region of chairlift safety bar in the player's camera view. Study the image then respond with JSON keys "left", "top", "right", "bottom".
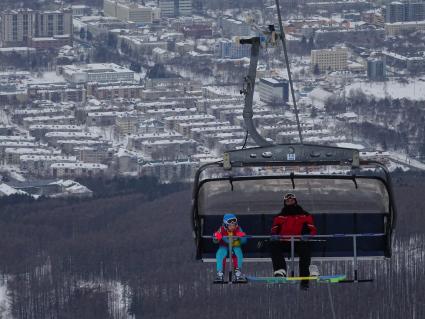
{"left": 206, "top": 233, "right": 384, "bottom": 282}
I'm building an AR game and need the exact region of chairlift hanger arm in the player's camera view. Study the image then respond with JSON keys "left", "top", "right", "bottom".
{"left": 239, "top": 36, "right": 271, "bottom": 147}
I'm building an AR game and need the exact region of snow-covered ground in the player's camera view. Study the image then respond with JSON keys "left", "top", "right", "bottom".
{"left": 28, "top": 71, "right": 65, "bottom": 84}
{"left": 0, "top": 277, "right": 10, "bottom": 318}
{"left": 336, "top": 142, "right": 366, "bottom": 150}
{"left": 345, "top": 78, "right": 425, "bottom": 100}
{"left": 388, "top": 151, "right": 425, "bottom": 170}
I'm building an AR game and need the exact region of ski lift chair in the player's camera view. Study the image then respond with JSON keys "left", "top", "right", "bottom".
{"left": 192, "top": 144, "right": 396, "bottom": 282}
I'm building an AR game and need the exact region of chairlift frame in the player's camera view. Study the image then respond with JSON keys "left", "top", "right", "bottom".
{"left": 191, "top": 6, "right": 396, "bottom": 284}
{"left": 191, "top": 145, "right": 397, "bottom": 282}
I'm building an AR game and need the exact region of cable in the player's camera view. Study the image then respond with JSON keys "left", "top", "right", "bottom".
{"left": 274, "top": 0, "right": 304, "bottom": 144}
{"left": 241, "top": 130, "right": 249, "bottom": 149}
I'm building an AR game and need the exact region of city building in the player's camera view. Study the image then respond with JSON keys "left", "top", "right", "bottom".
{"left": 71, "top": 5, "right": 92, "bottom": 17}
{"left": 20, "top": 154, "right": 77, "bottom": 176}
{"left": 0, "top": 9, "right": 35, "bottom": 47}
{"left": 27, "top": 83, "right": 86, "bottom": 103}
{"left": 60, "top": 63, "right": 134, "bottom": 84}
{"left": 311, "top": 47, "right": 348, "bottom": 73}
{"left": 115, "top": 113, "right": 140, "bottom": 136}
{"left": 219, "top": 17, "right": 252, "bottom": 37}
{"left": 385, "top": 20, "right": 425, "bottom": 36}
{"left": 34, "top": 9, "right": 73, "bottom": 38}
{"left": 87, "top": 83, "right": 143, "bottom": 100}
{"left": 385, "top": 2, "right": 425, "bottom": 23}
{"left": 29, "top": 124, "right": 83, "bottom": 140}
{"left": 258, "top": 77, "right": 289, "bottom": 104}
{"left": 215, "top": 39, "right": 251, "bottom": 59}
{"left": 158, "top": 0, "right": 192, "bottom": 17}
{"left": 0, "top": 8, "right": 72, "bottom": 47}
{"left": 367, "top": 57, "right": 386, "bottom": 81}
{"left": 103, "top": 0, "right": 157, "bottom": 24}
{"left": 51, "top": 162, "right": 108, "bottom": 178}
{"left": 139, "top": 160, "right": 196, "bottom": 182}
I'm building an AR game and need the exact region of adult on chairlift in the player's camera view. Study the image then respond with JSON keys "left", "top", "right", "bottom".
{"left": 270, "top": 193, "right": 319, "bottom": 290}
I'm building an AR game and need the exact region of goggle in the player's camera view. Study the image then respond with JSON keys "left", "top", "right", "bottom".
{"left": 225, "top": 218, "right": 238, "bottom": 225}
{"left": 284, "top": 193, "right": 296, "bottom": 200}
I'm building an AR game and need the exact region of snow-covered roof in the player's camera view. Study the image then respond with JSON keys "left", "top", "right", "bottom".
{"left": 0, "top": 183, "right": 28, "bottom": 196}
{"left": 51, "top": 163, "right": 108, "bottom": 169}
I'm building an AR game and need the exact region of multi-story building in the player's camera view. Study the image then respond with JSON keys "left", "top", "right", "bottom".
{"left": 71, "top": 5, "right": 92, "bottom": 17}
{"left": 103, "top": 0, "right": 157, "bottom": 24}
{"left": 87, "top": 83, "right": 143, "bottom": 100}
{"left": 60, "top": 63, "right": 134, "bottom": 84}
{"left": 0, "top": 8, "right": 72, "bottom": 47}
{"left": 115, "top": 113, "right": 139, "bottom": 136}
{"left": 258, "top": 77, "right": 289, "bottom": 104}
{"left": 385, "top": 20, "right": 425, "bottom": 36}
{"left": 20, "top": 154, "right": 77, "bottom": 176}
{"left": 75, "top": 146, "right": 113, "bottom": 164}
{"left": 385, "top": 2, "right": 425, "bottom": 23}
{"left": 0, "top": 9, "right": 35, "bottom": 47}
{"left": 29, "top": 124, "right": 83, "bottom": 140}
{"left": 127, "top": 132, "right": 184, "bottom": 150}
{"left": 367, "top": 58, "right": 386, "bottom": 81}
{"left": 215, "top": 39, "right": 251, "bottom": 59}
{"left": 139, "top": 160, "right": 196, "bottom": 182}
{"left": 34, "top": 9, "right": 73, "bottom": 38}
{"left": 44, "top": 131, "right": 100, "bottom": 147}
{"left": 158, "top": 0, "right": 192, "bottom": 17}
{"left": 311, "top": 47, "right": 348, "bottom": 73}
{"left": 4, "top": 147, "right": 56, "bottom": 165}
{"left": 219, "top": 17, "right": 252, "bottom": 37}
{"left": 27, "top": 83, "right": 86, "bottom": 103}
{"left": 22, "top": 115, "right": 75, "bottom": 129}
{"left": 51, "top": 162, "right": 108, "bottom": 178}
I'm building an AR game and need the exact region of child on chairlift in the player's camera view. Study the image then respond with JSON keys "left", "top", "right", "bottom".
{"left": 213, "top": 213, "right": 247, "bottom": 282}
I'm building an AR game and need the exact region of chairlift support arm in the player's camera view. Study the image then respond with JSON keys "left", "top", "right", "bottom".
{"left": 240, "top": 37, "right": 271, "bottom": 147}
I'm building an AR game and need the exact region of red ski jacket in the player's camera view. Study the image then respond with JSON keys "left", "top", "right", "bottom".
{"left": 213, "top": 225, "right": 247, "bottom": 247}
{"left": 271, "top": 213, "right": 317, "bottom": 238}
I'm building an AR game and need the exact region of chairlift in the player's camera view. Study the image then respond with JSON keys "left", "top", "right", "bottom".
{"left": 191, "top": 2, "right": 396, "bottom": 284}
{"left": 192, "top": 144, "right": 396, "bottom": 282}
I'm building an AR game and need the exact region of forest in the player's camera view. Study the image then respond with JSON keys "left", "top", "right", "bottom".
{"left": 326, "top": 89, "right": 425, "bottom": 158}
{"left": 0, "top": 171, "right": 422, "bottom": 318}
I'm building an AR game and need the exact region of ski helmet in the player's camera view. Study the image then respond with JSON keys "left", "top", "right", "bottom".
{"left": 223, "top": 213, "right": 238, "bottom": 227}
{"left": 283, "top": 193, "right": 296, "bottom": 201}
{"left": 283, "top": 193, "right": 297, "bottom": 205}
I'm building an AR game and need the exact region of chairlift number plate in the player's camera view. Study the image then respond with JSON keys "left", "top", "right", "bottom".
{"left": 287, "top": 153, "right": 296, "bottom": 161}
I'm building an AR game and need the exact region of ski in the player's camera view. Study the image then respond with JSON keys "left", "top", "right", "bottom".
{"left": 213, "top": 280, "right": 248, "bottom": 284}
{"left": 246, "top": 274, "right": 346, "bottom": 284}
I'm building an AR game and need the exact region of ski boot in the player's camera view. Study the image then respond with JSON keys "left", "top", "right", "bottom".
{"left": 273, "top": 269, "right": 287, "bottom": 277}
{"left": 234, "top": 268, "right": 248, "bottom": 283}
{"left": 213, "top": 271, "right": 225, "bottom": 284}
{"left": 309, "top": 265, "right": 320, "bottom": 277}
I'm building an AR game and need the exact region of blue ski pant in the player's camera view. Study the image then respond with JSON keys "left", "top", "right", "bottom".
{"left": 216, "top": 246, "right": 243, "bottom": 273}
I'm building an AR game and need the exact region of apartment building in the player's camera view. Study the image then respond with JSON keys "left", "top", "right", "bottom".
{"left": 158, "top": 0, "right": 192, "bottom": 17}
{"left": 1, "top": 8, "right": 72, "bottom": 47}
{"left": 385, "top": 20, "right": 425, "bottom": 36}
{"left": 60, "top": 63, "right": 134, "bottom": 84}
{"left": 51, "top": 162, "right": 108, "bottom": 178}
{"left": 0, "top": 9, "right": 35, "bottom": 47}
{"left": 20, "top": 154, "right": 77, "bottom": 176}
{"left": 103, "top": 0, "right": 158, "bottom": 24}
{"left": 311, "top": 47, "right": 348, "bottom": 73}
{"left": 258, "top": 77, "right": 289, "bottom": 104}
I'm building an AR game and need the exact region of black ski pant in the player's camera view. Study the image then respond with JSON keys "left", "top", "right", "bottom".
{"left": 270, "top": 240, "right": 311, "bottom": 277}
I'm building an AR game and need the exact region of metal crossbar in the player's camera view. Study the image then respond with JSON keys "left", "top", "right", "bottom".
{"left": 206, "top": 233, "right": 385, "bottom": 282}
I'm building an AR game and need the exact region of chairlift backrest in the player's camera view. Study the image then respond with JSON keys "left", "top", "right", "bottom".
{"left": 192, "top": 157, "right": 395, "bottom": 262}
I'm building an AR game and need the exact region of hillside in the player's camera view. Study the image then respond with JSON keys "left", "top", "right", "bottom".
{"left": 0, "top": 172, "right": 424, "bottom": 318}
